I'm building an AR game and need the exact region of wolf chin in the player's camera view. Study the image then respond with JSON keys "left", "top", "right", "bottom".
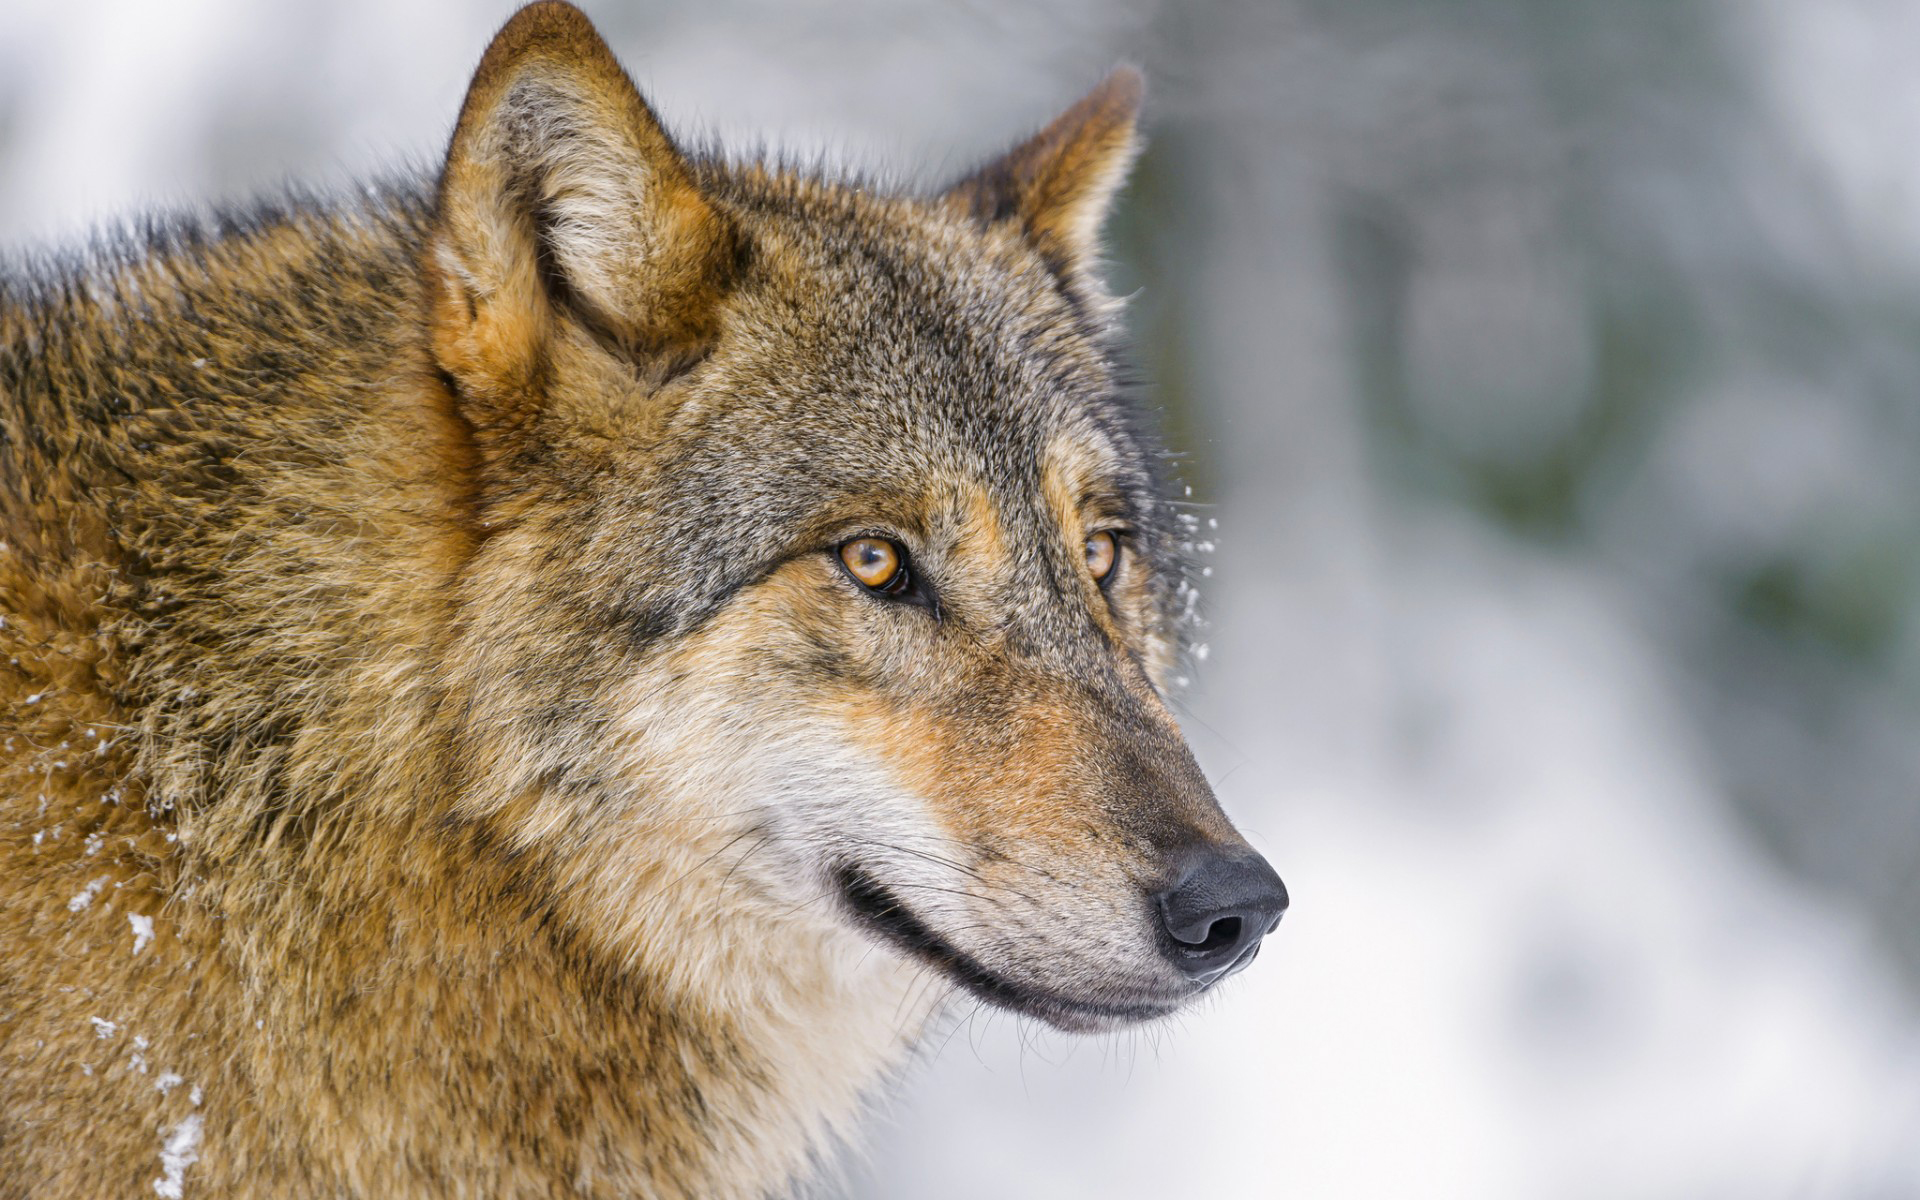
{"left": 0, "top": 4, "right": 1287, "bottom": 1196}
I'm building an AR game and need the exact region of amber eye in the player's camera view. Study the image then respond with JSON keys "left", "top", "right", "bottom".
{"left": 839, "top": 537, "right": 909, "bottom": 594}
{"left": 1085, "top": 530, "right": 1119, "bottom": 584}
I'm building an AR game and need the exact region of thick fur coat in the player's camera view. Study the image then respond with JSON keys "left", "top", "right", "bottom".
{"left": 0, "top": 5, "right": 1280, "bottom": 1196}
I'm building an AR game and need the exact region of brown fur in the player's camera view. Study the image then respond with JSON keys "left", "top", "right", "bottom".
{"left": 0, "top": 4, "right": 1274, "bottom": 1196}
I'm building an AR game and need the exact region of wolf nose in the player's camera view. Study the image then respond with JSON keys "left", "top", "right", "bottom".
{"left": 1154, "top": 850, "right": 1288, "bottom": 981}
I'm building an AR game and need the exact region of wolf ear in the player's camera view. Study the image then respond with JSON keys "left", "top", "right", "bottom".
{"left": 945, "top": 66, "right": 1143, "bottom": 284}
{"left": 426, "top": 1, "right": 737, "bottom": 439}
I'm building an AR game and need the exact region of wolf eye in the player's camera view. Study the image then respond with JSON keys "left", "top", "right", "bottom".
{"left": 1085, "top": 530, "right": 1119, "bottom": 585}
{"left": 838, "top": 537, "right": 913, "bottom": 596}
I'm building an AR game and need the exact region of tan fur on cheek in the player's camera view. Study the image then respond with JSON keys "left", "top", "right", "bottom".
{"left": 838, "top": 685, "right": 1080, "bottom": 851}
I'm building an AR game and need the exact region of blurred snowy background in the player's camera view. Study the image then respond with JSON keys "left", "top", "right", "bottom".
{"left": 6, "top": 0, "right": 1920, "bottom": 1195}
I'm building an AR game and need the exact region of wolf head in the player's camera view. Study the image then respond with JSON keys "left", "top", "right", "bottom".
{"left": 427, "top": 2, "right": 1285, "bottom": 1032}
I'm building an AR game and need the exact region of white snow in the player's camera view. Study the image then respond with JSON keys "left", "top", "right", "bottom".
{"left": 89, "top": 1017, "right": 117, "bottom": 1039}
{"left": 152, "top": 1113, "right": 202, "bottom": 1199}
{"left": 129, "top": 913, "right": 155, "bottom": 955}
{"left": 66, "top": 876, "right": 110, "bottom": 912}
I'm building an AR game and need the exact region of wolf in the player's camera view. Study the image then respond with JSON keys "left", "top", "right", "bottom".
{"left": 0, "top": 3, "right": 1286, "bottom": 1196}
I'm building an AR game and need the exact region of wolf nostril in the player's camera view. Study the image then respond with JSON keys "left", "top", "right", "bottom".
{"left": 1183, "top": 915, "right": 1242, "bottom": 955}
{"left": 1153, "top": 850, "right": 1287, "bottom": 981}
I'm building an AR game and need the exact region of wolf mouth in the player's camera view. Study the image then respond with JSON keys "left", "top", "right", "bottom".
{"left": 834, "top": 864, "right": 1180, "bottom": 1029}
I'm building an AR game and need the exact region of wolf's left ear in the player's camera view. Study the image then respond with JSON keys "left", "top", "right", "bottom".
{"left": 426, "top": 2, "right": 737, "bottom": 444}
{"left": 945, "top": 66, "right": 1143, "bottom": 287}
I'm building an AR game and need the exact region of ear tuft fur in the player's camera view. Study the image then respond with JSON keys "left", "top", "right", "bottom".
{"left": 426, "top": 1, "right": 737, "bottom": 443}
{"left": 946, "top": 66, "right": 1144, "bottom": 284}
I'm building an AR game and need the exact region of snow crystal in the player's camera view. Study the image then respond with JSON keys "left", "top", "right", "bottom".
{"left": 129, "top": 913, "right": 154, "bottom": 954}
{"left": 154, "top": 1072, "right": 183, "bottom": 1095}
{"left": 90, "top": 1017, "right": 117, "bottom": 1039}
{"left": 84, "top": 832, "right": 104, "bottom": 856}
{"left": 152, "top": 1112, "right": 203, "bottom": 1199}
{"left": 67, "top": 876, "right": 110, "bottom": 912}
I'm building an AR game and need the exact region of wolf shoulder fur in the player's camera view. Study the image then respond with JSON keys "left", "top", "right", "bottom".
{"left": 0, "top": 4, "right": 1285, "bottom": 1196}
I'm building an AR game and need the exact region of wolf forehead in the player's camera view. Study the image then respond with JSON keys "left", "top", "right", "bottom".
{"left": 674, "top": 168, "right": 1151, "bottom": 483}
{"left": 540, "top": 169, "right": 1180, "bottom": 615}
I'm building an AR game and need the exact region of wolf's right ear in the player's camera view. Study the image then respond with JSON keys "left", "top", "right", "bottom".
{"left": 426, "top": 1, "right": 737, "bottom": 446}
